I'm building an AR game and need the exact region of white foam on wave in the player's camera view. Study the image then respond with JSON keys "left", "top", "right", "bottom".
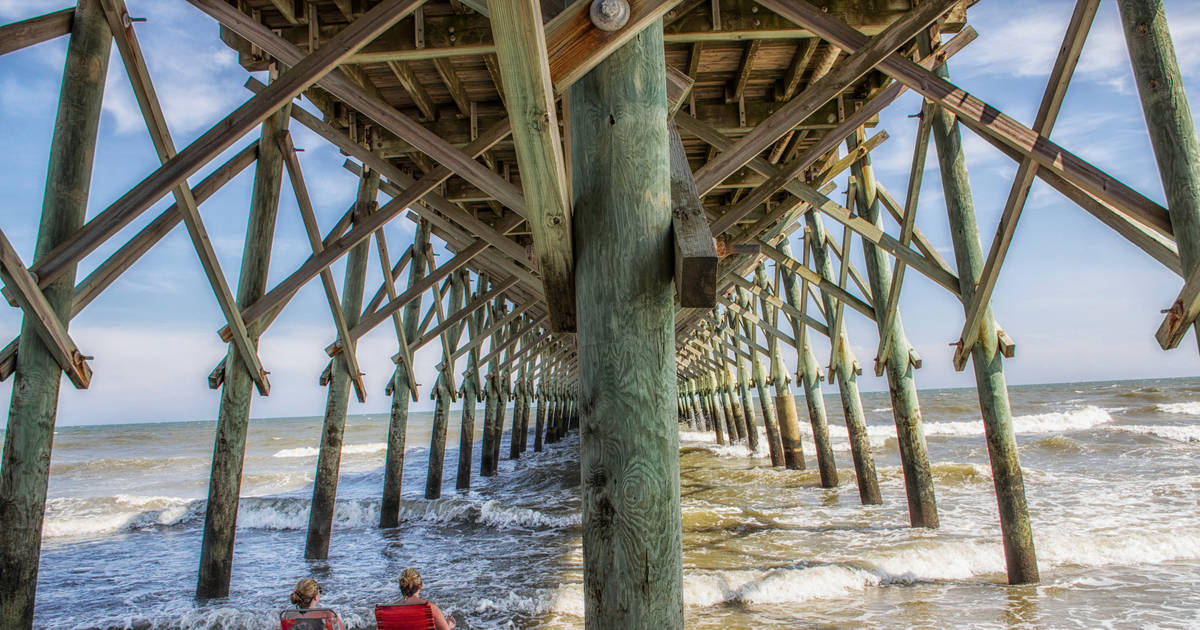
{"left": 865, "top": 406, "right": 1114, "bottom": 441}
{"left": 475, "top": 583, "right": 585, "bottom": 618}
{"left": 685, "top": 565, "right": 881, "bottom": 606}
{"left": 234, "top": 495, "right": 578, "bottom": 532}
{"left": 42, "top": 494, "right": 196, "bottom": 539}
{"left": 1114, "top": 424, "right": 1200, "bottom": 443}
{"left": 1039, "top": 528, "right": 1200, "bottom": 567}
{"left": 271, "top": 442, "right": 387, "bottom": 458}
{"left": 1156, "top": 402, "right": 1200, "bottom": 415}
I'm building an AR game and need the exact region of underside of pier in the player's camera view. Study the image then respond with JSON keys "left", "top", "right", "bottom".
{"left": 1, "top": 0, "right": 1198, "bottom": 627}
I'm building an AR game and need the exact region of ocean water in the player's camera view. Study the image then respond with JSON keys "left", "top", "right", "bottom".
{"left": 23, "top": 376, "right": 1200, "bottom": 629}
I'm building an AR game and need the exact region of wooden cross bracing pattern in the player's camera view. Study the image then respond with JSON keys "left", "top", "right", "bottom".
{"left": 4, "top": 0, "right": 1200, "bottom": 624}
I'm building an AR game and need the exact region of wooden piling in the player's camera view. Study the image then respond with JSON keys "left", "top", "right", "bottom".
{"left": 456, "top": 274, "right": 486, "bottom": 490}
{"left": 306, "top": 165, "right": 379, "bottom": 559}
{"left": 848, "top": 133, "right": 938, "bottom": 527}
{"left": 380, "top": 219, "right": 430, "bottom": 527}
{"left": 1119, "top": 0, "right": 1200, "bottom": 347}
{"left": 921, "top": 37, "right": 1038, "bottom": 583}
{"left": 196, "top": 98, "right": 291, "bottom": 598}
{"left": 740, "top": 285, "right": 784, "bottom": 465}
{"left": 783, "top": 238, "right": 875, "bottom": 499}
{"left": 533, "top": 355, "right": 547, "bottom": 452}
{"left": 479, "top": 296, "right": 507, "bottom": 475}
{"left": 509, "top": 351, "right": 526, "bottom": 460}
{"left": 571, "top": 20, "right": 683, "bottom": 627}
{"left": 731, "top": 313, "right": 760, "bottom": 453}
{"left": 425, "top": 270, "right": 467, "bottom": 499}
{"left": 0, "top": 1, "right": 109, "bottom": 623}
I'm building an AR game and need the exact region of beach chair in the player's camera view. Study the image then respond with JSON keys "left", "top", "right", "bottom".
{"left": 280, "top": 607, "right": 340, "bottom": 630}
{"left": 375, "top": 602, "right": 435, "bottom": 630}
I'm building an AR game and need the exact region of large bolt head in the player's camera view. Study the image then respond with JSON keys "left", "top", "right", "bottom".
{"left": 589, "top": 0, "right": 630, "bottom": 31}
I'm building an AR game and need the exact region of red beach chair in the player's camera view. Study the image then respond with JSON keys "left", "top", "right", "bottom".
{"left": 280, "top": 607, "right": 341, "bottom": 630}
{"left": 375, "top": 602, "right": 435, "bottom": 630}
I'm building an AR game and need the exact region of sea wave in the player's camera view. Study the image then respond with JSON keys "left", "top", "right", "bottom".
{"left": 1155, "top": 402, "right": 1200, "bottom": 416}
{"left": 865, "top": 406, "right": 1114, "bottom": 441}
{"left": 43, "top": 495, "right": 198, "bottom": 539}
{"left": 1114, "top": 424, "right": 1200, "bottom": 443}
{"left": 1040, "top": 528, "right": 1200, "bottom": 567}
{"left": 236, "top": 495, "right": 578, "bottom": 532}
{"left": 272, "top": 442, "right": 388, "bottom": 458}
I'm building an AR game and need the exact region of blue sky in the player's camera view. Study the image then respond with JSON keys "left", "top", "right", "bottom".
{"left": 0, "top": 0, "right": 1198, "bottom": 426}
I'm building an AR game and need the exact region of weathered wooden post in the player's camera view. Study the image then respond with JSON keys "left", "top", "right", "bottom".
{"left": 492, "top": 317, "right": 517, "bottom": 453}
{"left": 380, "top": 219, "right": 430, "bottom": 526}
{"left": 746, "top": 268, "right": 798, "bottom": 470}
{"left": 306, "top": 165, "right": 379, "bottom": 559}
{"left": 730, "top": 305, "right": 761, "bottom": 453}
{"left": 1119, "top": 0, "right": 1200, "bottom": 350}
{"left": 196, "top": 99, "right": 291, "bottom": 597}
{"left": 781, "top": 238, "right": 872, "bottom": 496}
{"left": 721, "top": 322, "right": 749, "bottom": 442}
{"left": 919, "top": 36, "right": 1038, "bottom": 582}
{"left": 571, "top": 19, "right": 683, "bottom": 626}
{"left": 533, "top": 348, "right": 547, "bottom": 452}
{"left": 848, "top": 133, "right": 938, "bottom": 527}
{"left": 425, "top": 270, "right": 467, "bottom": 499}
{"left": 703, "top": 347, "right": 727, "bottom": 445}
{"left": 509, "top": 339, "right": 528, "bottom": 459}
{"left": 0, "top": 1, "right": 109, "bottom": 623}
{"left": 709, "top": 325, "right": 743, "bottom": 441}
{"left": 739, "top": 285, "right": 783, "bottom": 464}
{"left": 479, "top": 297, "right": 507, "bottom": 475}
{"left": 456, "top": 275, "right": 486, "bottom": 490}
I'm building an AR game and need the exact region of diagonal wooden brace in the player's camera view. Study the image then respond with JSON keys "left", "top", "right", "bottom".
{"left": 277, "top": 130, "right": 367, "bottom": 402}
{"left": 100, "top": 0, "right": 271, "bottom": 394}
{"left": 0, "top": 229, "right": 91, "bottom": 389}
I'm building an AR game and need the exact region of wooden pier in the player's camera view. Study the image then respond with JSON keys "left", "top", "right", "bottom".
{"left": 1, "top": 0, "right": 1197, "bottom": 627}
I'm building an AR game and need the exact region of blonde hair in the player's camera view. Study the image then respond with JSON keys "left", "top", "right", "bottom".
{"left": 290, "top": 578, "right": 319, "bottom": 608}
{"left": 398, "top": 568, "right": 423, "bottom": 597}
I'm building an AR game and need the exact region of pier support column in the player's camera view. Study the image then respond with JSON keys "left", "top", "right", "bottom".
{"left": 849, "top": 135, "right": 937, "bottom": 527}
{"left": 426, "top": 271, "right": 467, "bottom": 499}
{"left": 571, "top": 20, "right": 683, "bottom": 627}
{"left": 704, "top": 361, "right": 727, "bottom": 445}
{"left": 197, "top": 100, "right": 290, "bottom": 598}
{"left": 741, "top": 285, "right": 783, "bottom": 464}
{"left": 456, "top": 276, "right": 485, "bottom": 490}
{"left": 480, "top": 297, "right": 507, "bottom": 475}
{"left": 509, "top": 360, "right": 526, "bottom": 460}
{"left": 1119, "top": 0, "right": 1200, "bottom": 344}
{"left": 380, "top": 220, "right": 430, "bottom": 526}
{"left": 785, "top": 234, "right": 876, "bottom": 500}
{"left": 921, "top": 36, "right": 1037, "bottom": 583}
{"left": 730, "top": 311, "right": 759, "bottom": 452}
{"left": 533, "top": 364, "right": 547, "bottom": 452}
{"left": 306, "top": 166, "right": 379, "bottom": 559}
{"left": 0, "top": 1, "right": 109, "bottom": 623}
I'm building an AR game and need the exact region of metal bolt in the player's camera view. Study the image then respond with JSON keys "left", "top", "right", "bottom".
{"left": 590, "top": 0, "right": 630, "bottom": 32}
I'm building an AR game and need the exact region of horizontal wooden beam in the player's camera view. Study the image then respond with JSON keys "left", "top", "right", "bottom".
{"left": 0, "top": 7, "right": 73, "bottom": 56}
{"left": 757, "top": 239, "right": 875, "bottom": 321}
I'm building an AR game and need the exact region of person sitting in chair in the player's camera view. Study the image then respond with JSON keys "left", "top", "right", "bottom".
{"left": 374, "top": 568, "right": 456, "bottom": 630}
{"left": 280, "top": 578, "right": 346, "bottom": 630}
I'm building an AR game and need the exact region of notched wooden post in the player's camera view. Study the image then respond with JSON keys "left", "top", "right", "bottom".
{"left": 669, "top": 122, "right": 718, "bottom": 308}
